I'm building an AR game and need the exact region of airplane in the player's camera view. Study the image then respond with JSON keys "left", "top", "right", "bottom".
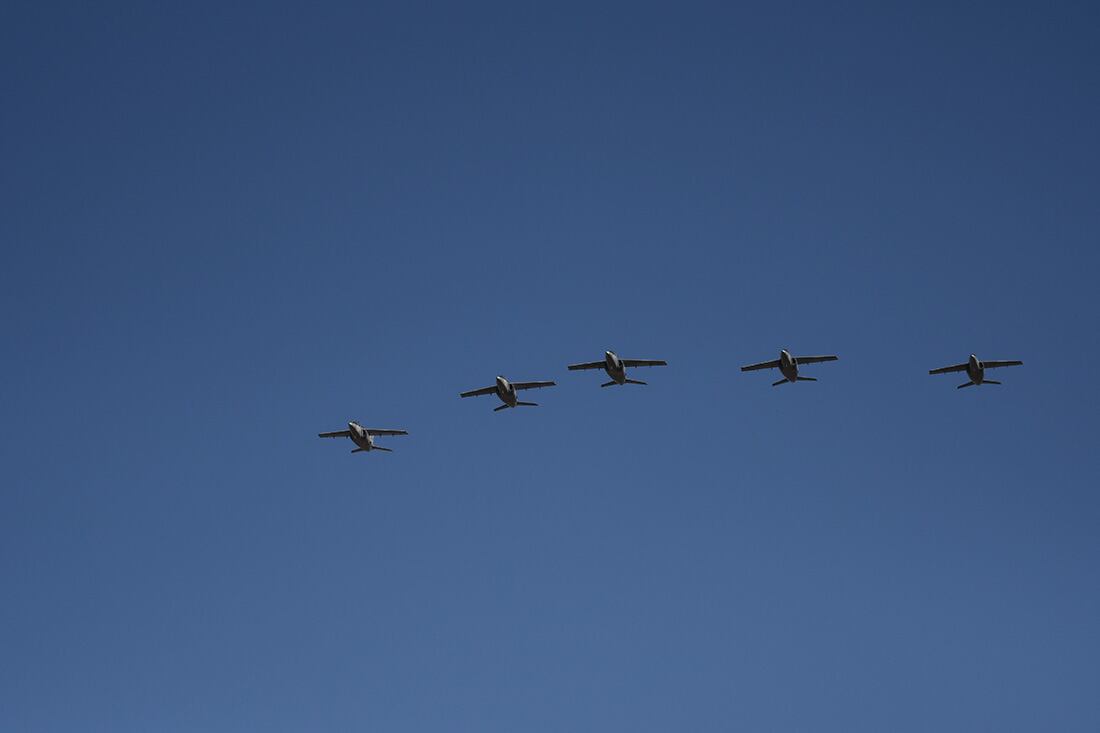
{"left": 318, "top": 421, "right": 408, "bottom": 453}
{"left": 460, "top": 375, "right": 556, "bottom": 411}
{"left": 567, "top": 350, "right": 668, "bottom": 387}
{"left": 929, "top": 354, "right": 1023, "bottom": 388}
{"left": 741, "top": 349, "right": 839, "bottom": 386}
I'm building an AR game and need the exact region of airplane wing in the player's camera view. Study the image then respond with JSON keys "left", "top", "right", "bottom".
{"left": 318, "top": 430, "right": 352, "bottom": 438}
{"left": 929, "top": 363, "right": 968, "bottom": 374}
{"left": 460, "top": 386, "right": 497, "bottom": 398}
{"left": 512, "top": 381, "right": 556, "bottom": 391}
{"left": 567, "top": 361, "right": 605, "bottom": 371}
{"left": 795, "top": 355, "right": 838, "bottom": 364}
{"left": 740, "top": 359, "right": 781, "bottom": 372}
{"left": 621, "top": 359, "right": 668, "bottom": 368}
{"left": 984, "top": 360, "right": 1023, "bottom": 369}
{"left": 365, "top": 429, "right": 408, "bottom": 436}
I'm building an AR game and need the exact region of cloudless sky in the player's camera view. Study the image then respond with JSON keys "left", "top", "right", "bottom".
{"left": 3, "top": 2, "right": 1099, "bottom": 731}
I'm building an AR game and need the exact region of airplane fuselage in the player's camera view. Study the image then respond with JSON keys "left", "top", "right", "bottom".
{"left": 495, "top": 376, "right": 518, "bottom": 406}
{"left": 779, "top": 349, "right": 799, "bottom": 383}
{"left": 604, "top": 351, "right": 627, "bottom": 384}
{"left": 967, "top": 354, "right": 984, "bottom": 385}
{"left": 348, "top": 421, "right": 376, "bottom": 451}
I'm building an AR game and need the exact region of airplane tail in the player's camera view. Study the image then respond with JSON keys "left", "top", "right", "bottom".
{"left": 372, "top": 446, "right": 393, "bottom": 452}
{"left": 983, "top": 380, "right": 1002, "bottom": 385}
{"left": 772, "top": 379, "right": 788, "bottom": 387}
{"left": 600, "top": 381, "right": 618, "bottom": 388}
{"left": 493, "top": 404, "right": 511, "bottom": 412}
{"left": 796, "top": 376, "right": 817, "bottom": 382}
{"left": 624, "top": 378, "right": 647, "bottom": 385}
{"left": 516, "top": 401, "right": 538, "bottom": 407}
{"left": 351, "top": 448, "right": 367, "bottom": 453}
{"left": 957, "top": 381, "right": 975, "bottom": 389}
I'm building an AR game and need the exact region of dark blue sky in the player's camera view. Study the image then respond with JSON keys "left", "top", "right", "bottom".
{"left": 3, "top": 3, "right": 1099, "bottom": 731}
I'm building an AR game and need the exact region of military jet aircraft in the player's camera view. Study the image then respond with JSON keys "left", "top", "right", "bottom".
{"left": 460, "top": 375, "right": 556, "bottom": 411}
{"left": 929, "top": 354, "right": 1023, "bottom": 388}
{"left": 567, "top": 350, "right": 668, "bottom": 387}
{"left": 318, "top": 421, "right": 408, "bottom": 453}
{"left": 741, "top": 349, "right": 839, "bottom": 386}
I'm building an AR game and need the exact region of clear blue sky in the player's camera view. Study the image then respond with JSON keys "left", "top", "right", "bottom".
{"left": 3, "top": 2, "right": 1099, "bottom": 731}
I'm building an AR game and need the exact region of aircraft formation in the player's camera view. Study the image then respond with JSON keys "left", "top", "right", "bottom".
{"left": 318, "top": 349, "right": 1024, "bottom": 454}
